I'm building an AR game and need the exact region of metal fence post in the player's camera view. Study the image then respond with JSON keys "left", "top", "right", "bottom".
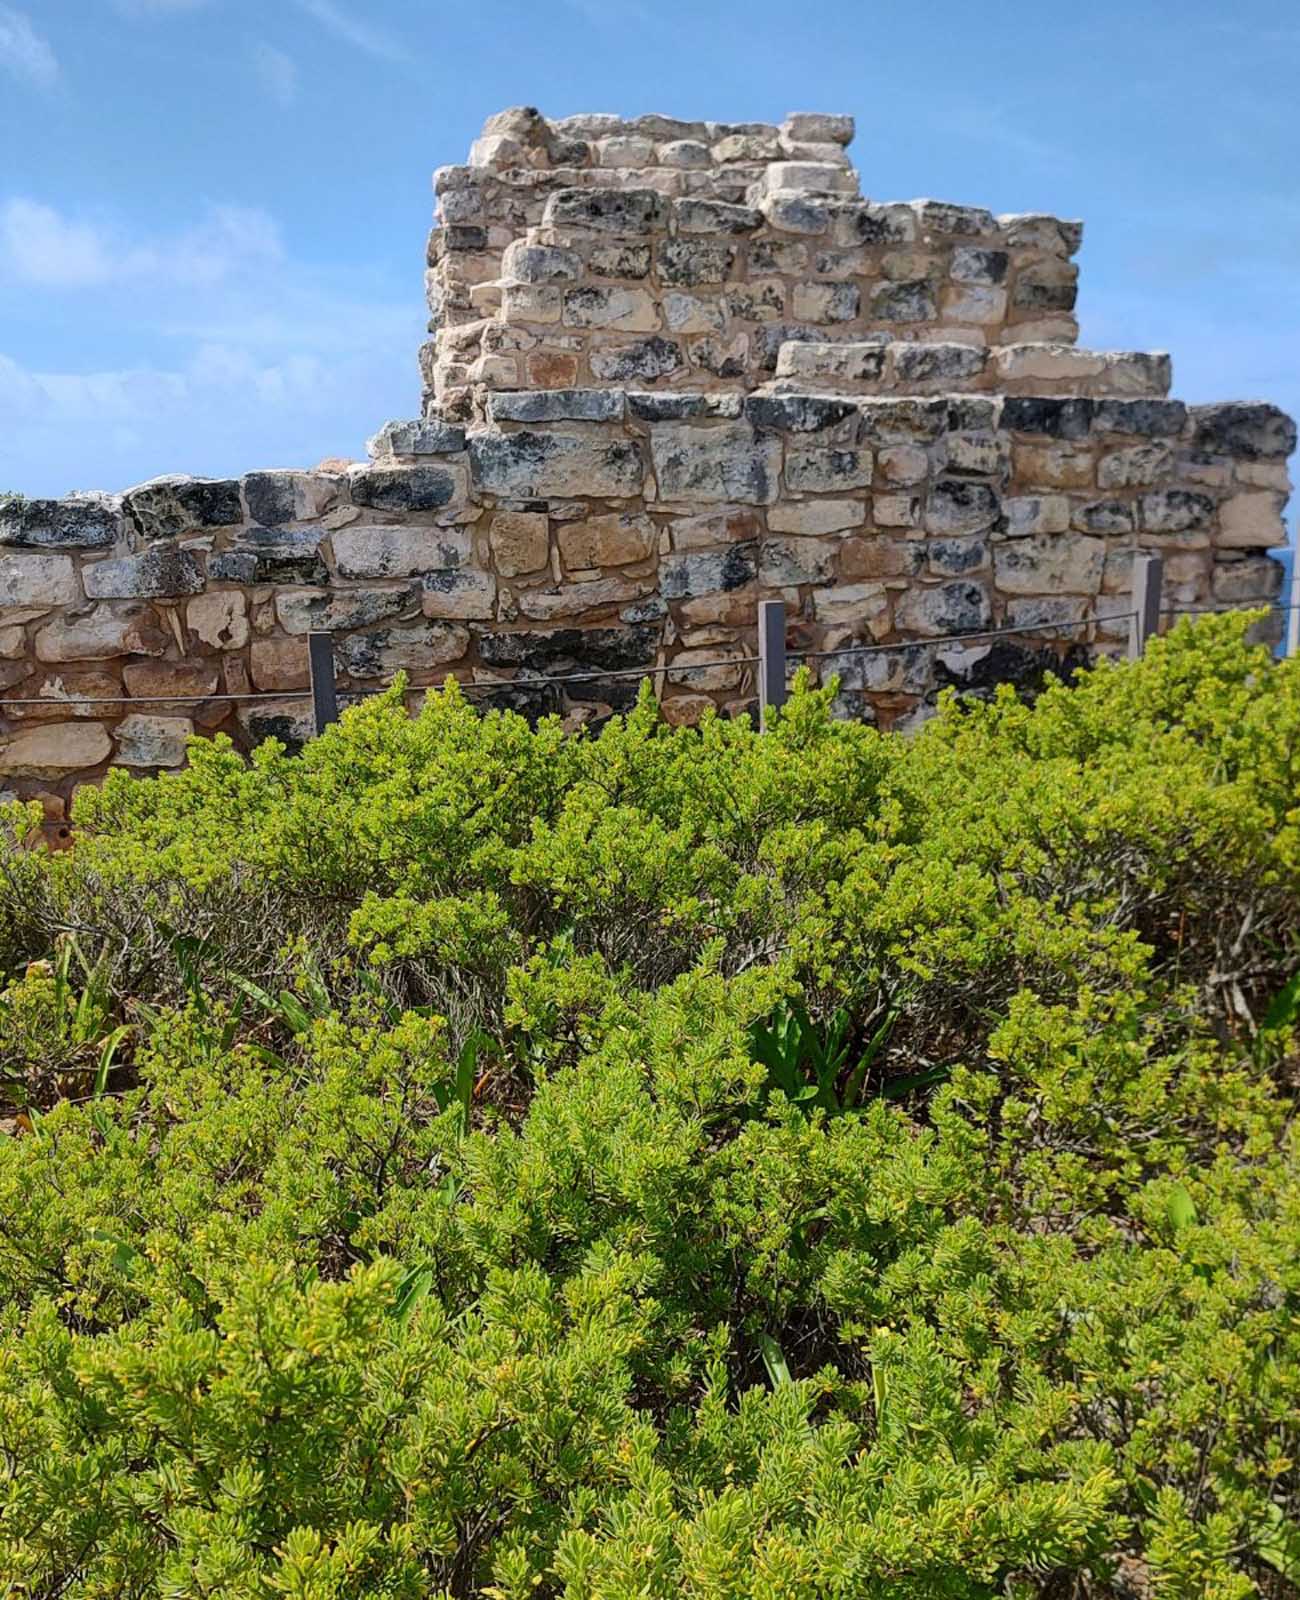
{"left": 1287, "top": 533, "right": 1299, "bottom": 659}
{"left": 757, "top": 599, "right": 787, "bottom": 732}
{"left": 308, "top": 631, "right": 339, "bottom": 735}
{"left": 1129, "top": 552, "right": 1164, "bottom": 660}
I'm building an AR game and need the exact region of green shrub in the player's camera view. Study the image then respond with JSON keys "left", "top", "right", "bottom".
{"left": 0, "top": 613, "right": 1296, "bottom": 1598}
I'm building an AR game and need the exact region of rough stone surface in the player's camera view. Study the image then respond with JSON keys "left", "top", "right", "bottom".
{"left": 113, "top": 714, "right": 193, "bottom": 768}
{"left": 0, "top": 722, "right": 113, "bottom": 777}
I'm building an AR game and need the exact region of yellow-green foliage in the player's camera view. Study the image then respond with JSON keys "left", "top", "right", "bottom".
{"left": 0, "top": 614, "right": 1297, "bottom": 1599}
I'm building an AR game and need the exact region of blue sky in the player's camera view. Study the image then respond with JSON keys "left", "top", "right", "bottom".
{"left": 1, "top": 0, "right": 1297, "bottom": 522}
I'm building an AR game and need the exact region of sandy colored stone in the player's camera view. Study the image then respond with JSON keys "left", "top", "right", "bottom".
{"left": 1217, "top": 492, "right": 1287, "bottom": 549}
{"left": 122, "top": 661, "right": 221, "bottom": 700}
{"left": 489, "top": 512, "right": 550, "bottom": 577}
{"left": 557, "top": 513, "right": 656, "bottom": 569}
{"left": 188, "top": 591, "right": 250, "bottom": 650}
{"left": 5, "top": 670, "right": 121, "bottom": 721}
{"left": 113, "top": 715, "right": 193, "bottom": 768}
{"left": 35, "top": 604, "right": 167, "bottom": 663}
{"left": 0, "top": 553, "right": 79, "bottom": 607}
{"left": 767, "top": 499, "right": 864, "bottom": 536}
{"left": 249, "top": 638, "right": 310, "bottom": 692}
{"left": 0, "top": 722, "right": 113, "bottom": 778}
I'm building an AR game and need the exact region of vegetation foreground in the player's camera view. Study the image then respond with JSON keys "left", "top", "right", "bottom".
{"left": 0, "top": 616, "right": 1298, "bottom": 1600}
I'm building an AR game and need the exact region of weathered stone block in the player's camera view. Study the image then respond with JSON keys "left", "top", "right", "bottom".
{"left": 791, "top": 281, "right": 860, "bottom": 322}
{"left": 1097, "top": 442, "right": 1173, "bottom": 489}
{"left": 994, "top": 534, "right": 1105, "bottom": 594}
{"left": 758, "top": 537, "right": 836, "bottom": 585}
{"left": 0, "top": 492, "right": 120, "bottom": 550}
{"left": 501, "top": 241, "right": 583, "bottom": 283}
{"left": 589, "top": 241, "right": 653, "bottom": 279}
{"left": 675, "top": 198, "right": 762, "bottom": 233}
{"left": 657, "top": 239, "right": 736, "bottom": 286}
{"left": 490, "top": 511, "right": 549, "bottom": 576}
{"left": 0, "top": 722, "right": 112, "bottom": 777}
{"left": 925, "top": 479, "right": 1000, "bottom": 535}
{"left": 869, "top": 280, "right": 937, "bottom": 321}
{"left": 1002, "top": 396, "right": 1094, "bottom": 440}
{"left": 114, "top": 714, "right": 193, "bottom": 768}
{"left": 785, "top": 447, "right": 872, "bottom": 492}
{"left": 558, "top": 512, "right": 656, "bottom": 568}
{"left": 813, "top": 581, "right": 891, "bottom": 629}
{"left": 589, "top": 336, "right": 685, "bottom": 383}
{"left": 1092, "top": 399, "right": 1186, "bottom": 438}
{"left": 470, "top": 429, "right": 644, "bottom": 497}
{"left": 188, "top": 590, "right": 251, "bottom": 649}
{"left": 332, "top": 525, "right": 471, "bottom": 580}
{"left": 83, "top": 549, "right": 205, "bottom": 599}
{"left": 563, "top": 285, "right": 660, "bottom": 331}
{"left": 951, "top": 247, "right": 1008, "bottom": 284}
{"left": 488, "top": 389, "right": 624, "bottom": 423}
{"left": 1217, "top": 491, "right": 1288, "bottom": 548}
{"left": 348, "top": 465, "right": 463, "bottom": 512}
{"left": 514, "top": 573, "right": 655, "bottom": 620}
{"left": 336, "top": 622, "right": 470, "bottom": 678}
{"left": 243, "top": 470, "right": 340, "bottom": 524}
{"left": 35, "top": 603, "right": 167, "bottom": 662}
{"left": 1137, "top": 490, "right": 1215, "bottom": 535}
{"left": 0, "top": 552, "right": 79, "bottom": 607}
{"left": 660, "top": 544, "right": 758, "bottom": 598}
{"left": 767, "top": 499, "right": 864, "bottom": 535}
{"left": 422, "top": 568, "right": 497, "bottom": 619}
{"left": 664, "top": 292, "right": 727, "bottom": 334}
{"left": 544, "top": 187, "right": 666, "bottom": 232}
{"left": 478, "top": 623, "right": 658, "bottom": 673}
{"left": 651, "top": 423, "right": 781, "bottom": 504}
{"left": 275, "top": 584, "right": 418, "bottom": 635}
{"left": 1003, "top": 495, "right": 1070, "bottom": 536}
{"left": 125, "top": 475, "right": 242, "bottom": 540}
{"left": 893, "top": 342, "right": 987, "bottom": 387}
{"left": 122, "top": 661, "right": 220, "bottom": 700}
{"left": 1189, "top": 404, "right": 1296, "bottom": 461}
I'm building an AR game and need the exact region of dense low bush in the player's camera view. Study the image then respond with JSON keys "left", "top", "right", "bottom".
{"left": 0, "top": 613, "right": 1297, "bottom": 1599}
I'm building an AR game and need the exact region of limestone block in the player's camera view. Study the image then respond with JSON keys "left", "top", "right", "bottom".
{"left": 664, "top": 292, "right": 727, "bottom": 334}
{"left": 596, "top": 135, "right": 656, "bottom": 167}
{"left": 421, "top": 568, "right": 497, "bottom": 619}
{"left": 248, "top": 638, "right": 309, "bottom": 691}
{"left": 501, "top": 241, "right": 583, "bottom": 283}
{"left": 659, "top": 693, "right": 715, "bottom": 726}
{"left": 783, "top": 113, "right": 855, "bottom": 146}
{"left": 490, "top": 511, "right": 549, "bottom": 576}
{"left": 674, "top": 198, "right": 762, "bottom": 234}
{"left": 1003, "top": 596, "right": 1089, "bottom": 629}
{"left": 514, "top": 574, "right": 656, "bottom": 620}
{"left": 660, "top": 544, "right": 758, "bottom": 598}
{"left": 236, "top": 699, "right": 314, "bottom": 751}
{"left": 723, "top": 282, "right": 785, "bottom": 322}
{"left": 761, "top": 161, "right": 857, "bottom": 194}
{"left": 488, "top": 389, "right": 624, "bottom": 424}
{"left": 1097, "top": 443, "right": 1173, "bottom": 489}
{"left": 274, "top": 585, "right": 417, "bottom": 636}
{"left": 35, "top": 603, "right": 168, "bottom": 662}
{"left": 791, "top": 281, "right": 860, "bottom": 323}
{"left": 589, "top": 336, "right": 685, "bottom": 382}
{"left": 502, "top": 283, "right": 561, "bottom": 323}
{"left": 1003, "top": 496, "right": 1070, "bottom": 536}
{"left": 335, "top": 622, "right": 470, "bottom": 679}
{"left": 1013, "top": 444, "right": 1094, "bottom": 489}
{"left": 892, "top": 342, "right": 987, "bottom": 388}
{"left": 893, "top": 580, "right": 992, "bottom": 634}
{"left": 1071, "top": 499, "right": 1135, "bottom": 535}
{"left": 925, "top": 480, "right": 1000, "bottom": 535}
{"left": 0, "top": 552, "right": 79, "bottom": 607}
{"left": 1217, "top": 491, "right": 1288, "bottom": 548}
{"left": 83, "top": 549, "right": 204, "bottom": 600}
{"left": 187, "top": 591, "right": 251, "bottom": 649}
{"left": 543, "top": 187, "right": 666, "bottom": 233}
{"left": 558, "top": 512, "right": 656, "bottom": 568}
{"left": 744, "top": 395, "right": 857, "bottom": 433}
{"left": 994, "top": 344, "right": 1103, "bottom": 384}
{"left": 243, "top": 470, "right": 342, "bottom": 523}
{"left": 124, "top": 475, "right": 242, "bottom": 540}
{"left": 658, "top": 140, "right": 712, "bottom": 169}
{"left": 209, "top": 527, "right": 328, "bottom": 587}
{"left": 0, "top": 626, "right": 25, "bottom": 657}
{"left": 785, "top": 447, "right": 872, "bottom": 492}
{"left": 4, "top": 671, "right": 120, "bottom": 720}
{"left": 657, "top": 239, "right": 736, "bottom": 285}
{"left": 877, "top": 446, "right": 931, "bottom": 486}
{"left": 835, "top": 202, "right": 916, "bottom": 246}
{"left": 1011, "top": 260, "right": 1078, "bottom": 312}
{"left": 1190, "top": 404, "right": 1296, "bottom": 461}
{"left": 688, "top": 334, "right": 750, "bottom": 377}
{"left": 1001, "top": 397, "right": 1094, "bottom": 440}
{"left": 868, "top": 280, "right": 936, "bottom": 322}
{"left": 913, "top": 201, "right": 997, "bottom": 238}
{"left": 1137, "top": 490, "right": 1215, "bottom": 536}
{"left": 943, "top": 433, "right": 1009, "bottom": 477}
{"left": 562, "top": 286, "right": 659, "bottom": 331}
{"left": 0, "top": 492, "right": 120, "bottom": 550}
{"left": 942, "top": 284, "right": 1007, "bottom": 325}
{"left": 928, "top": 537, "right": 988, "bottom": 576}
{"left": 759, "top": 537, "right": 836, "bottom": 585}
{"left": 950, "top": 247, "right": 1008, "bottom": 285}
{"left": 667, "top": 507, "right": 760, "bottom": 550}
{"left": 331, "top": 525, "right": 471, "bottom": 580}
{"left": 119, "top": 661, "right": 218, "bottom": 703}
{"left": 348, "top": 465, "right": 464, "bottom": 512}
{"left": 1093, "top": 399, "right": 1187, "bottom": 438}
{"left": 812, "top": 581, "right": 891, "bottom": 630}
{"left": 651, "top": 423, "right": 781, "bottom": 505}
{"left": 113, "top": 714, "right": 193, "bottom": 768}
{"left": 994, "top": 534, "right": 1105, "bottom": 595}
{"left": 0, "top": 722, "right": 113, "bottom": 778}
{"left": 527, "top": 349, "right": 580, "bottom": 387}
{"left": 589, "top": 241, "right": 653, "bottom": 278}
{"left": 470, "top": 429, "right": 644, "bottom": 498}
{"left": 873, "top": 493, "right": 922, "bottom": 528}
{"left": 767, "top": 499, "right": 864, "bottom": 535}
{"left": 628, "top": 393, "right": 743, "bottom": 422}
{"left": 839, "top": 536, "right": 922, "bottom": 581}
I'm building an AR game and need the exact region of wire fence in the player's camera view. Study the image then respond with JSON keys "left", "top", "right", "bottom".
{"left": 0, "top": 553, "right": 1293, "bottom": 736}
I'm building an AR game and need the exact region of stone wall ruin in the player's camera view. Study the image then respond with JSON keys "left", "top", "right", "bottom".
{"left": 1, "top": 105, "right": 1294, "bottom": 814}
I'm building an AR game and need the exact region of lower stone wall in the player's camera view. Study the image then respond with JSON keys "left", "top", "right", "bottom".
{"left": 0, "top": 389, "right": 1292, "bottom": 817}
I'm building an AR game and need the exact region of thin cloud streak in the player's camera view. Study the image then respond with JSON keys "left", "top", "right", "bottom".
{"left": 0, "top": 4, "right": 58, "bottom": 88}
{"left": 251, "top": 40, "right": 299, "bottom": 107}
{"left": 292, "top": 0, "right": 405, "bottom": 62}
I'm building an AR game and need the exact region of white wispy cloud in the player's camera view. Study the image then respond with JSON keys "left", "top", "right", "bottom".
{"left": 0, "top": 198, "right": 284, "bottom": 289}
{"left": 0, "top": 4, "right": 58, "bottom": 89}
{"left": 110, "top": 0, "right": 212, "bottom": 15}
{"left": 292, "top": 0, "right": 404, "bottom": 62}
{"left": 251, "top": 40, "right": 298, "bottom": 107}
